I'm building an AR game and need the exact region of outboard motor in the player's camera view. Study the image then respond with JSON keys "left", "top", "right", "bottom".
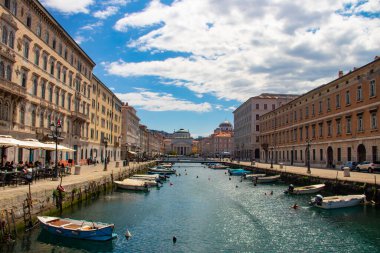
{"left": 284, "top": 184, "right": 294, "bottom": 194}
{"left": 311, "top": 194, "right": 323, "bottom": 206}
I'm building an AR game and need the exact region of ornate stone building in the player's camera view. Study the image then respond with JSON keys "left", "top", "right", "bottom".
{"left": 121, "top": 102, "right": 140, "bottom": 159}
{"left": 166, "top": 129, "right": 193, "bottom": 155}
{"left": 210, "top": 121, "right": 234, "bottom": 158}
{"left": 259, "top": 57, "right": 380, "bottom": 168}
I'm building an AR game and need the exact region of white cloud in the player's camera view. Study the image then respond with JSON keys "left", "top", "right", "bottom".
{"left": 40, "top": 0, "right": 94, "bottom": 14}
{"left": 102, "top": 0, "right": 130, "bottom": 6}
{"left": 108, "top": 0, "right": 380, "bottom": 102}
{"left": 80, "top": 21, "right": 103, "bottom": 31}
{"left": 109, "top": 87, "right": 116, "bottom": 91}
{"left": 93, "top": 6, "right": 119, "bottom": 19}
{"left": 74, "top": 35, "right": 92, "bottom": 44}
{"left": 115, "top": 89, "right": 212, "bottom": 112}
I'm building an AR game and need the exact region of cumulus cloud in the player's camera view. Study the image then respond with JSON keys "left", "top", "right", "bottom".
{"left": 107, "top": 0, "right": 380, "bottom": 102}
{"left": 115, "top": 89, "right": 212, "bottom": 112}
{"left": 93, "top": 6, "right": 119, "bottom": 19}
{"left": 80, "top": 21, "right": 103, "bottom": 31}
{"left": 40, "top": 0, "right": 94, "bottom": 14}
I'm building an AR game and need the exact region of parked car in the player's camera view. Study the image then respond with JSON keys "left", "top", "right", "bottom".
{"left": 340, "top": 161, "right": 358, "bottom": 171}
{"left": 355, "top": 161, "right": 380, "bottom": 173}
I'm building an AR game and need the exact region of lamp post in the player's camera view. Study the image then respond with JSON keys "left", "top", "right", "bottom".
{"left": 306, "top": 139, "right": 311, "bottom": 174}
{"left": 103, "top": 137, "right": 108, "bottom": 171}
{"left": 49, "top": 119, "right": 62, "bottom": 180}
{"left": 270, "top": 146, "right": 274, "bottom": 168}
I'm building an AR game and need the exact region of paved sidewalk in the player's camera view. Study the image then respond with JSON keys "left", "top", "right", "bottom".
{"left": 227, "top": 161, "right": 380, "bottom": 185}
{"left": 0, "top": 161, "right": 151, "bottom": 203}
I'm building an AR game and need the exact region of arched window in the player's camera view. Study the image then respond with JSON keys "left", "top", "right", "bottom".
{"left": 34, "top": 48, "right": 40, "bottom": 65}
{"left": 33, "top": 77, "right": 38, "bottom": 96}
{"left": 0, "top": 62, "right": 4, "bottom": 78}
{"left": 23, "top": 41, "right": 29, "bottom": 58}
{"left": 26, "top": 15, "right": 32, "bottom": 28}
{"left": 9, "top": 31, "right": 14, "bottom": 48}
{"left": 39, "top": 111, "right": 44, "bottom": 127}
{"left": 41, "top": 80, "right": 46, "bottom": 99}
{"left": 20, "top": 106, "right": 25, "bottom": 125}
{"left": 2, "top": 26, "right": 8, "bottom": 44}
{"left": 21, "top": 72, "right": 27, "bottom": 87}
{"left": 6, "top": 65, "right": 11, "bottom": 81}
{"left": 50, "top": 60, "right": 54, "bottom": 75}
{"left": 56, "top": 64, "right": 61, "bottom": 79}
{"left": 3, "top": 102, "right": 9, "bottom": 121}
{"left": 31, "top": 110, "right": 36, "bottom": 127}
{"left": 42, "top": 55, "right": 47, "bottom": 70}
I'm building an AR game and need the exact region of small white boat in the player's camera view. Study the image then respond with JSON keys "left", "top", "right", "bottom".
{"left": 160, "top": 163, "right": 173, "bottom": 168}
{"left": 310, "top": 194, "right": 366, "bottom": 209}
{"left": 128, "top": 177, "right": 159, "bottom": 187}
{"left": 131, "top": 174, "right": 160, "bottom": 181}
{"left": 114, "top": 179, "right": 149, "bottom": 191}
{"left": 285, "top": 184, "right": 325, "bottom": 195}
{"left": 254, "top": 175, "right": 281, "bottom": 183}
{"left": 244, "top": 174, "right": 266, "bottom": 179}
{"left": 209, "top": 164, "right": 229, "bottom": 169}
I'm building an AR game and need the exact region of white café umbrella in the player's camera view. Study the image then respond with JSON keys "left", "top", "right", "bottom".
{"left": 0, "top": 135, "right": 23, "bottom": 147}
{"left": 43, "top": 142, "right": 75, "bottom": 152}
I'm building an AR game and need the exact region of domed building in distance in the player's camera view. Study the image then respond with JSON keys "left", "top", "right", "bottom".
{"left": 164, "top": 129, "right": 193, "bottom": 156}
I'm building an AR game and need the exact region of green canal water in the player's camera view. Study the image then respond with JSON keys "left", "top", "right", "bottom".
{"left": 3, "top": 163, "right": 380, "bottom": 252}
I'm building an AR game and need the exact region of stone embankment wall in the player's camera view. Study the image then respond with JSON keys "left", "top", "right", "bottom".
{"left": 0, "top": 162, "right": 155, "bottom": 243}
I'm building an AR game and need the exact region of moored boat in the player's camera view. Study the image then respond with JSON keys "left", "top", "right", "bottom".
{"left": 228, "top": 169, "right": 253, "bottom": 176}
{"left": 253, "top": 175, "right": 281, "bottom": 183}
{"left": 148, "top": 167, "right": 176, "bottom": 174}
{"left": 209, "top": 164, "right": 229, "bottom": 169}
{"left": 37, "top": 216, "right": 117, "bottom": 241}
{"left": 310, "top": 194, "right": 366, "bottom": 209}
{"left": 114, "top": 179, "right": 150, "bottom": 191}
{"left": 284, "top": 184, "right": 325, "bottom": 194}
{"left": 128, "top": 178, "right": 159, "bottom": 187}
{"left": 244, "top": 174, "right": 266, "bottom": 179}
{"left": 160, "top": 163, "right": 173, "bottom": 168}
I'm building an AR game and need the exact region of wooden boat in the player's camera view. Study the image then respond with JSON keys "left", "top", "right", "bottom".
{"left": 244, "top": 174, "right": 266, "bottom": 179}
{"left": 253, "top": 175, "right": 281, "bottom": 183}
{"left": 310, "top": 194, "right": 366, "bottom": 209}
{"left": 285, "top": 184, "right": 325, "bottom": 194}
{"left": 228, "top": 169, "right": 253, "bottom": 176}
{"left": 114, "top": 179, "right": 150, "bottom": 191}
{"left": 37, "top": 216, "right": 117, "bottom": 241}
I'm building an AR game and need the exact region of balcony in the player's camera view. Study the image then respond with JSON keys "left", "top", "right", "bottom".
{"left": 0, "top": 78, "right": 26, "bottom": 99}
{"left": 0, "top": 44, "right": 15, "bottom": 62}
{"left": 71, "top": 111, "right": 89, "bottom": 122}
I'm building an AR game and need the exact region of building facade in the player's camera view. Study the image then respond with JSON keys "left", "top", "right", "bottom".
{"left": 0, "top": 0, "right": 122, "bottom": 164}
{"left": 209, "top": 121, "right": 234, "bottom": 158}
{"left": 165, "top": 129, "right": 193, "bottom": 155}
{"left": 121, "top": 102, "right": 140, "bottom": 159}
{"left": 233, "top": 94, "right": 298, "bottom": 161}
{"left": 259, "top": 57, "right": 380, "bottom": 168}
{"left": 89, "top": 75, "right": 122, "bottom": 163}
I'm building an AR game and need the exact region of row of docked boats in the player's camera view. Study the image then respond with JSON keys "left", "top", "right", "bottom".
{"left": 226, "top": 167, "right": 366, "bottom": 209}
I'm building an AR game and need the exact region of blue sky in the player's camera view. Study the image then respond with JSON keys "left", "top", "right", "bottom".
{"left": 41, "top": 0, "right": 380, "bottom": 137}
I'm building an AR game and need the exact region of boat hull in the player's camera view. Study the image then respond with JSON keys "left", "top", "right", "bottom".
{"left": 255, "top": 175, "right": 281, "bottom": 183}
{"left": 114, "top": 181, "right": 149, "bottom": 191}
{"left": 313, "top": 195, "right": 365, "bottom": 209}
{"left": 291, "top": 184, "right": 325, "bottom": 195}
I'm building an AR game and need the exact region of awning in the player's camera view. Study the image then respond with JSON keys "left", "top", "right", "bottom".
{"left": 43, "top": 142, "right": 75, "bottom": 152}
{"left": 18, "top": 139, "right": 49, "bottom": 149}
{"left": 128, "top": 151, "right": 137, "bottom": 155}
{"left": 0, "top": 135, "right": 22, "bottom": 147}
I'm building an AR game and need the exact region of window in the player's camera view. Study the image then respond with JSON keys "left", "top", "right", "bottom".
{"left": 305, "top": 126, "right": 309, "bottom": 139}
{"left": 64, "top": 49, "right": 68, "bottom": 60}
{"left": 50, "top": 60, "right": 54, "bottom": 75}
{"left": 264, "top": 104, "right": 267, "bottom": 110}
{"left": 11, "top": 1, "right": 17, "bottom": 15}
{"left": 45, "top": 31, "right": 50, "bottom": 44}
{"left": 2, "top": 26, "right": 8, "bottom": 44}
{"left": 31, "top": 110, "right": 36, "bottom": 127}
{"left": 312, "top": 149, "right": 316, "bottom": 161}
{"left": 56, "top": 64, "right": 61, "bottom": 79}
{"left": 318, "top": 100, "right": 322, "bottom": 113}
{"left": 4, "top": 0, "right": 10, "bottom": 9}
{"left": 55, "top": 89, "right": 59, "bottom": 105}
{"left": 337, "top": 148, "right": 341, "bottom": 162}
{"left": 8, "top": 31, "right": 14, "bottom": 48}
{"left": 357, "top": 114, "right": 363, "bottom": 132}
{"left": 299, "top": 127, "right": 303, "bottom": 140}
{"left": 36, "top": 24, "right": 41, "bottom": 37}
{"left": 345, "top": 90, "right": 350, "bottom": 105}
{"left": 33, "top": 77, "right": 38, "bottom": 96}
{"left": 312, "top": 124, "right": 316, "bottom": 138}
{"left": 0, "top": 62, "right": 4, "bottom": 78}
{"left": 5, "top": 65, "right": 11, "bottom": 80}
{"left": 42, "top": 54, "right": 47, "bottom": 71}
{"left": 336, "top": 94, "right": 340, "bottom": 108}
{"left": 41, "top": 80, "right": 46, "bottom": 99}
{"left": 347, "top": 147, "right": 352, "bottom": 161}
{"left": 23, "top": 41, "right": 29, "bottom": 58}
{"left": 327, "top": 121, "right": 332, "bottom": 136}
{"left": 320, "top": 149, "right": 323, "bottom": 161}
{"left": 305, "top": 106, "right": 309, "bottom": 117}
{"left": 48, "top": 85, "right": 53, "bottom": 102}
{"left": 371, "top": 112, "right": 377, "bottom": 130}
{"left": 372, "top": 146, "right": 378, "bottom": 162}
{"left": 39, "top": 111, "right": 44, "bottom": 127}
{"left": 67, "top": 94, "right": 71, "bottom": 110}
{"left": 62, "top": 69, "right": 67, "bottom": 83}
{"left": 21, "top": 71, "right": 27, "bottom": 87}
{"left": 346, "top": 117, "right": 352, "bottom": 134}
{"left": 357, "top": 86, "right": 362, "bottom": 101}
{"left": 61, "top": 93, "right": 65, "bottom": 108}
{"left": 26, "top": 15, "right": 32, "bottom": 28}
{"left": 256, "top": 125, "right": 259, "bottom": 131}
{"left": 319, "top": 123, "right": 323, "bottom": 137}
{"left": 336, "top": 119, "right": 341, "bottom": 135}
{"left": 256, "top": 114, "right": 259, "bottom": 120}
{"left": 327, "top": 98, "right": 330, "bottom": 111}
{"left": 34, "top": 48, "right": 40, "bottom": 65}
{"left": 272, "top": 104, "right": 275, "bottom": 110}
{"left": 370, "top": 80, "right": 376, "bottom": 97}
{"left": 20, "top": 107, "right": 25, "bottom": 125}
{"left": 58, "top": 43, "right": 62, "bottom": 55}
{"left": 312, "top": 104, "right": 315, "bottom": 116}
{"left": 52, "top": 38, "right": 56, "bottom": 49}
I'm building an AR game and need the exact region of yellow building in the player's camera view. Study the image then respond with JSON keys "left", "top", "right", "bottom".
{"left": 89, "top": 75, "right": 122, "bottom": 163}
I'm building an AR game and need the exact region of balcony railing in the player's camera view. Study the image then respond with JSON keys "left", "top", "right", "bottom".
{"left": 0, "top": 78, "right": 26, "bottom": 98}
{"left": 71, "top": 111, "right": 89, "bottom": 121}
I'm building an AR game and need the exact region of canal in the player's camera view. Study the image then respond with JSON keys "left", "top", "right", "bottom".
{"left": 3, "top": 163, "right": 380, "bottom": 252}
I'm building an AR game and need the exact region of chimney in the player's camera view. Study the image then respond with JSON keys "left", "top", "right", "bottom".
{"left": 338, "top": 70, "right": 343, "bottom": 78}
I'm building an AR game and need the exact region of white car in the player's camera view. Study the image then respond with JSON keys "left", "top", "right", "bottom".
{"left": 355, "top": 161, "right": 380, "bottom": 173}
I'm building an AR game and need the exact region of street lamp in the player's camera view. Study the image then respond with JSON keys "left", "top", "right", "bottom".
{"left": 49, "top": 119, "right": 62, "bottom": 180}
{"left": 306, "top": 139, "right": 311, "bottom": 174}
{"left": 103, "top": 137, "right": 108, "bottom": 171}
{"left": 270, "top": 146, "right": 274, "bottom": 168}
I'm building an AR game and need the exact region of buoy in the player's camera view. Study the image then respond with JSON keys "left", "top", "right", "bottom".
{"left": 173, "top": 236, "right": 177, "bottom": 244}
{"left": 125, "top": 229, "right": 132, "bottom": 239}
{"left": 170, "top": 182, "right": 173, "bottom": 186}
{"left": 196, "top": 176, "right": 198, "bottom": 178}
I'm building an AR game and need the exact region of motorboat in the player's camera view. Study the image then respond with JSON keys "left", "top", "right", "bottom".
{"left": 114, "top": 179, "right": 150, "bottom": 191}
{"left": 160, "top": 163, "right": 173, "bottom": 168}
{"left": 128, "top": 178, "right": 159, "bottom": 187}
{"left": 228, "top": 169, "right": 253, "bottom": 176}
{"left": 37, "top": 216, "right": 117, "bottom": 241}
{"left": 244, "top": 174, "right": 266, "bottom": 179}
{"left": 209, "top": 164, "right": 229, "bottom": 169}
{"left": 148, "top": 166, "right": 176, "bottom": 175}
{"left": 284, "top": 184, "right": 325, "bottom": 194}
{"left": 253, "top": 175, "right": 281, "bottom": 183}
{"left": 131, "top": 174, "right": 161, "bottom": 181}
{"left": 310, "top": 194, "right": 366, "bottom": 209}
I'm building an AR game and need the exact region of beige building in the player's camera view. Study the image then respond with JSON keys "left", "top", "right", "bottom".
{"left": 165, "top": 129, "right": 193, "bottom": 155}
{"left": 233, "top": 93, "right": 298, "bottom": 161}
{"left": 0, "top": 0, "right": 96, "bottom": 164}
{"left": 259, "top": 57, "right": 380, "bottom": 168}
{"left": 139, "top": 124, "right": 148, "bottom": 158}
{"left": 121, "top": 102, "right": 140, "bottom": 159}
{"left": 210, "top": 121, "right": 234, "bottom": 158}
{"left": 147, "top": 131, "right": 164, "bottom": 158}
{"left": 89, "top": 75, "right": 122, "bottom": 163}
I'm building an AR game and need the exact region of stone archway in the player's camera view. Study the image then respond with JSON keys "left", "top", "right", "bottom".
{"left": 327, "top": 146, "right": 333, "bottom": 168}
{"left": 357, "top": 144, "right": 366, "bottom": 163}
